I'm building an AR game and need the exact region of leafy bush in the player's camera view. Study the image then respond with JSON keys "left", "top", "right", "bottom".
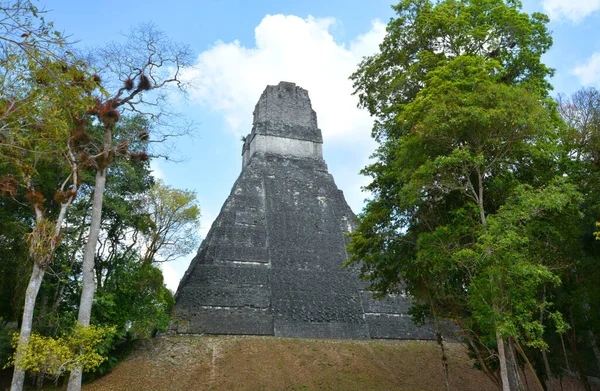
{"left": 4, "top": 324, "right": 115, "bottom": 379}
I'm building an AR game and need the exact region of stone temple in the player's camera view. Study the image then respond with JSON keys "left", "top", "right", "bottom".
{"left": 173, "top": 81, "right": 433, "bottom": 340}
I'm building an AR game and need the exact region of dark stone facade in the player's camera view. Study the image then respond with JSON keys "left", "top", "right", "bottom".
{"left": 174, "top": 82, "right": 434, "bottom": 340}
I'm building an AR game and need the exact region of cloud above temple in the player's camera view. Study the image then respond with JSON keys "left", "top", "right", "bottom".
{"left": 542, "top": 0, "right": 600, "bottom": 22}
{"left": 182, "top": 15, "right": 385, "bottom": 144}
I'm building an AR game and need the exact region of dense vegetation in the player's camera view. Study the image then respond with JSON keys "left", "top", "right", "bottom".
{"left": 348, "top": 0, "right": 600, "bottom": 390}
{"left": 0, "top": 1, "right": 199, "bottom": 390}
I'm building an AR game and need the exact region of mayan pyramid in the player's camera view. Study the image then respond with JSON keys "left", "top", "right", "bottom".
{"left": 174, "top": 82, "right": 433, "bottom": 340}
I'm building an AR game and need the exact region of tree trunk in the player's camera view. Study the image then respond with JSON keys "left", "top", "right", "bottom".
{"left": 12, "top": 204, "right": 47, "bottom": 391}
{"left": 34, "top": 372, "right": 44, "bottom": 389}
{"left": 568, "top": 309, "right": 591, "bottom": 391}
{"left": 478, "top": 168, "right": 510, "bottom": 391}
{"left": 506, "top": 338, "right": 523, "bottom": 390}
{"left": 10, "top": 263, "right": 45, "bottom": 391}
{"left": 454, "top": 315, "right": 500, "bottom": 388}
{"left": 541, "top": 348, "right": 554, "bottom": 391}
{"left": 49, "top": 281, "right": 66, "bottom": 335}
{"left": 539, "top": 287, "right": 554, "bottom": 391}
{"left": 496, "top": 331, "right": 512, "bottom": 391}
{"left": 67, "top": 167, "right": 107, "bottom": 391}
{"left": 51, "top": 282, "right": 65, "bottom": 315}
{"left": 11, "top": 153, "right": 78, "bottom": 391}
{"left": 68, "top": 128, "right": 112, "bottom": 391}
{"left": 437, "top": 330, "right": 450, "bottom": 391}
{"left": 588, "top": 329, "right": 600, "bottom": 375}
{"left": 496, "top": 334, "right": 525, "bottom": 391}
{"left": 37, "top": 290, "right": 48, "bottom": 332}
{"left": 514, "top": 339, "right": 545, "bottom": 391}
{"left": 559, "top": 334, "right": 570, "bottom": 372}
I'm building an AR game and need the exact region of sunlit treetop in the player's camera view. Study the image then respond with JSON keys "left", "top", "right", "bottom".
{"left": 351, "top": 0, "right": 554, "bottom": 141}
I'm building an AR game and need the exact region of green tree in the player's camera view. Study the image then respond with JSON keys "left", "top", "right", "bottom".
{"left": 11, "top": 119, "right": 192, "bottom": 383}
{"left": 351, "top": 0, "right": 553, "bottom": 142}
{"left": 93, "top": 258, "right": 174, "bottom": 338}
{"left": 2, "top": 60, "right": 97, "bottom": 391}
{"left": 30, "top": 137, "right": 180, "bottom": 381}
{"left": 347, "top": 1, "right": 565, "bottom": 390}
{"left": 550, "top": 87, "right": 600, "bottom": 387}
{"left": 30, "top": 122, "right": 154, "bottom": 336}
{"left": 1, "top": 15, "right": 97, "bottom": 387}
{"left": 138, "top": 180, "right": 200, "bottom": 264}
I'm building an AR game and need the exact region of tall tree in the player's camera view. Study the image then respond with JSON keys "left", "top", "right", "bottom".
{"left": 67, "top": 24, "right": 192, "bottom": 391}
{"left": 347, "top": 1, "right": 563, "bottom": 389}
{"left": 552, "top": 88, "right": 600, "bottom": 385}
{"left": 1, "top": 55, "right": 97, "bottom": 391}
{"left": 137, "top": 180, "right": 200, "bottom": 264}
{"left": 352, "top": 0, "right": 553, "bottom": 142}
{"left": 2, "top": 6, "right": 101, "bottom": 390}
{"left": 36, "top": 116, "right": 155, "bottom": 336}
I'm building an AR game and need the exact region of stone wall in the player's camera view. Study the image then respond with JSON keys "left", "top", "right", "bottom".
{"left": 174, "top": 82, "right": 434, "bottom": 340}
{"left": 242, "top": 134, "right": 323, "bottom": 167}
{"left": 250, "top": 81, "right": 321, "bottom": 143}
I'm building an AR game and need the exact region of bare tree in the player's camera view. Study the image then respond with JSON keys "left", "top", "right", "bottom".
{"left": 557, "top": 88, "right": 600, "bottom": 162}
{"left": 66, "top": 23, "right": 193, "bottom": 391}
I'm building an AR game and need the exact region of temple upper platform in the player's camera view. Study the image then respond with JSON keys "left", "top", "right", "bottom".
{"left": 242, "top": 82, "right": 323, "bottom": 166}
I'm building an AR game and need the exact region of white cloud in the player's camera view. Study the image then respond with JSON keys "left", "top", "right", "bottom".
{"left": 165, "top": 15, "right": 386, "bottom": 291}
{"left": 199, "top": 211, "right": 216, "bottom": 240}
{"left": 161, "top": 262, "right": 181, "bottom": 292}
{"left": 182, "top": 15, "right": 385, "bottom": 144}
{"left": 150, "top": 160, "right": 165, "bottom": 181}
{"left": 542, "top": 0, "right": 600, "bottom": 22}
{"left": 572, "top": 52, "right": 600, "bottom": 86}
{"left": 350, "top": 21, "right": 386, "bottom": 59}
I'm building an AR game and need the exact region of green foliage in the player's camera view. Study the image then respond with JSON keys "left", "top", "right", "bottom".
{"left": 5, "top": 324, "right": 115, "bottom": 377}
{"left": 0, "top": 8, "right": 196, "bottom": 389}
{"left": 0, "top": 202, "right": 30, "bottom": 321}
{"left": 468, "top": 179, "right": 580, "bottom": 348}
{"left": 93, "top": 258, "right": 174, "bottom": 337}
{"left": 351, "top": 0, "right": 553, "bottom": 140}
{"left": 30, "top": 118, "right": 183, "bottom": 341}
{"left": 0, "top": 50, "right": 97, "bottom": 268}
{"left": 139, "top": 180, "right": 201, "bottom": 263}
{"left": 0, "top": 320, "right": 15, "bottom": 366}
{"left": 551, "top": 87, "right": 600, "bottom": 379}
{"left": 349, "top": 56, "right": 558, "bottom": 299}
{"left": 345, "top": 0, "right": 598, "bottom": 385}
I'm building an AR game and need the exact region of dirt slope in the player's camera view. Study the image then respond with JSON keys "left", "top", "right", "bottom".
{"left": 83, "top": 335, "right": 502, "bottom": 391}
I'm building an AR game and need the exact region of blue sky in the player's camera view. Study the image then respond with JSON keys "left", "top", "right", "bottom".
{"left": 39, "top": 0, "right": 600, "bottom": 290}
